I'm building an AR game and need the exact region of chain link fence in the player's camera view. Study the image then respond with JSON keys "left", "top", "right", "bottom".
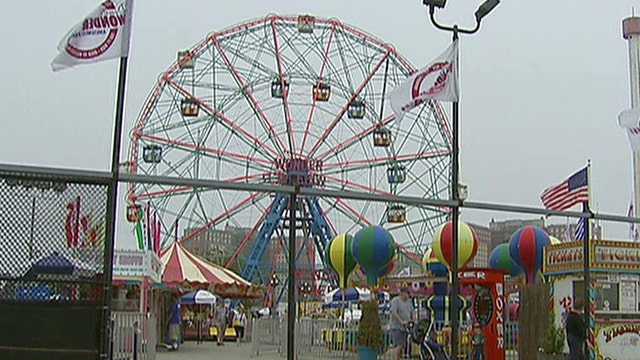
{"left": 0, "top": 167, "right": 111, "bottom": 359}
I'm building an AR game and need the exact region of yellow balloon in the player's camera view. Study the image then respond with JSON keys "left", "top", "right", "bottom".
{"left": 421, "top": 247, "right": 440, "bottom": 273}
{"left": 432, "top": 221, "right": 478, "bottom": 269}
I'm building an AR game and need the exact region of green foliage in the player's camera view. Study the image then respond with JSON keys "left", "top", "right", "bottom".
{"left": 539, "top": 314, "right": 565, "bottom": 355}
{"left": 357, "top": 299, "right": 384, "bottom": 349}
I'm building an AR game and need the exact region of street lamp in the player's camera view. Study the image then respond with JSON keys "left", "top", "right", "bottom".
{"left": 421, "top": 1, "right": 500, "bottom": 359}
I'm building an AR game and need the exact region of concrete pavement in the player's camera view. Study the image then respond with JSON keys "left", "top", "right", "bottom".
{"left": 156, "top": 341, "right": 282, "bottom": 360}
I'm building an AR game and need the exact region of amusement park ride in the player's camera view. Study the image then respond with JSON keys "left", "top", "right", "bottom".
{"left": 126, "top": 14, "right": 453, "bottom": 304}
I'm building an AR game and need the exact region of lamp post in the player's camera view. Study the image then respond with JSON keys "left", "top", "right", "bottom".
{"left": 422, "top": 1, "right": 500, "bottom": 358}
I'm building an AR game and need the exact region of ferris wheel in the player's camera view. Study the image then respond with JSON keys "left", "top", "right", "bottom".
{"left": 127, "top": 14, "right": 452, "bottom": 287}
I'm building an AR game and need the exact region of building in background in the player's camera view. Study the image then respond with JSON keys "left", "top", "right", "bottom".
{"left": 489, "top": 218, "right": 545, "bottom": 250}
{"left": 545, "top": 223, "right": 576, "bottom": 242}
{"left": 469, "top": 223, "right": 490, "bottom": 268}
{"left": 181, "top": 224, "right": 259, "bottom": 272}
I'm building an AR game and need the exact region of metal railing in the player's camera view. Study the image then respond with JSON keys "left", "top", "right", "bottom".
{"left": 112, "top": 311, "right": 156, "bottom": 360}
{"left": 250, "top": 316, "right": 520, "bottom": 359}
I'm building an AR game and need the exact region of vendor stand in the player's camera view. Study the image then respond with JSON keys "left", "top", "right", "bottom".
{"left": 543, "top": 240, "right": 640, "bottom": 360}
{"left": 179, "top": 290, "right": 216, "bottom": 343}
{"left": 112, "top": 249, "right": 162, "bottom": 312}
{"left": 111, "top": 249, "right": 162, "bottom": 358}
{"left": 158, "top": 242, "right": 264, "bottom": 343}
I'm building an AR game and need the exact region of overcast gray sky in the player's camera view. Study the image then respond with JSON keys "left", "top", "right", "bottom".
{"left": 1, "top": 0, "right": 639, "bottom": 249}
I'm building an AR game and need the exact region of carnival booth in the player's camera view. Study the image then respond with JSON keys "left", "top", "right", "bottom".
{"left": 543, "top": 240, "right": 640, "bottom": 360}
{"left": 112, "top": 249, "right": 162, "bottom": 311}
{"left": 111, "top": 249, "right": 162, "bottom": 359}
{"left": 159, "top": 242, "right": 264, "bottom": 343}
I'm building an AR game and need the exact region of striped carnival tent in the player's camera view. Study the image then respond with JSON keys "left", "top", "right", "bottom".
{"left": 159, "top": 242, "right": 263, "bottom": 298}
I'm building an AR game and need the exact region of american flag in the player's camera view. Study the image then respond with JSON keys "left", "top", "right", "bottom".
{"left": 541, "top": 167, "right": 589, "bottom": 211}
{"left": 628, "top": 201, "right": 639, "bottom": 242}
{"left": 574, "top": 205, "right": 587, "bottom": 241}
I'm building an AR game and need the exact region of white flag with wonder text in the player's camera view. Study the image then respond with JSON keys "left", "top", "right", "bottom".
{"left": 618, "top": 108, "right": 640, "bottom": 152}
{"left": 51, "top": 0, "right": 133, "bottom": 72}
{"left": 388, "top": 40, "right": 459, "bottom": 122}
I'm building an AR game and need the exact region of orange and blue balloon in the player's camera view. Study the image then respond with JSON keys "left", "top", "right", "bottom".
{"left": 508, "top": 226, "right": 551, "bottom": 284}
{"left": 432, "top": 221, "right": 478, "bottom": 270}
{"left": 326, "top": 234, "right": 357, "bottom": 289}
{"left": 489, "top": 243, "right": 522, "bottom": 277}
{"left": 351, "top": 226, "right": 396, "bottom": 286}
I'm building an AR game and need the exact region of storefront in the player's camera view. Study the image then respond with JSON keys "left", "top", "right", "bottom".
{"left": 112, "top": 249, "right": 162, "bottom": 312}
{"left": 543, "top": 240, "right": 640, "bottom": 360}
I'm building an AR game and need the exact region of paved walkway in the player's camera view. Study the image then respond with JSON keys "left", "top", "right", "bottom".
{"left": 156, "top": 341, "right": 282, "bottom": 360}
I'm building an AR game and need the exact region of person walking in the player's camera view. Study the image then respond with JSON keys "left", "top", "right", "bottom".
{"left": 166, "top": 293, "right": 182, "bottom": 351}
{"left": 214, "top": 300, "right": 229, "bottom": 346}
{"left": 233, "top": 307, "right": 248, "bottom": 345}
{"left": 565, "top": 298, "right": 587, "bottom": 360}
{"left": 389, "top": 287, "right": 416, "bottom": 360}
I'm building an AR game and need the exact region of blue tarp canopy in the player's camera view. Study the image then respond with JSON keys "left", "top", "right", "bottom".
{"left": 23, "top": 251, "right": 94, "bottom": 280}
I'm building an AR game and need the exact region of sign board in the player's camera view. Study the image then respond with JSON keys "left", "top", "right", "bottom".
{"left": 543, "top": 240, "right": 640, "bottom": 275}
{"left": 112, "top": 250, "right": 162, "bottom": 283}
{"left": 595, "top": 322, "right": 640, "bottom": 360}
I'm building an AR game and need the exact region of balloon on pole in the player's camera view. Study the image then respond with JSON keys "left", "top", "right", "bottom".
{"left": 421, "top": 247, "right": 437, "bottom": 274}
{"left": 432, "top": 220, "right": 478, "bottom": 270}
{"left": 508, "top": 226, "right": 551, "bottom": 284}
{"left": 325, "top": 233, "right": 356, "bottom": 289}
{"left": 489, "top": 243, "right": 522, "bottom": 277}
{"left": 351, "top": 226, "right": 396, "bottom": 286}
{"left": 378, "top": 260, "right": 395, "bottom": 278}
{"left": 376, "top": 260, "right": 395, "bottom": 287}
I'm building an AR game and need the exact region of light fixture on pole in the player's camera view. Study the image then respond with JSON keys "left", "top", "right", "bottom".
{"left": 475, "top": 0, "right": 500, "bottom": 21}
{"left": 422, "top": 0, "right": 447, "bottom": 8}
{"left": 421, "top": 1, "right": 500, "bottom": 359}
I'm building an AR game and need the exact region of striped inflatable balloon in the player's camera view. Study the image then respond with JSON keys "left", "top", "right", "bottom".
{"left": 421, "top": 247, "right": 437, "bottom": 273}
{"left": 489, "top": 243, "right": 523, "bottom": 277}
{"left": 508, "top": 226, "right": 551, "bottom": 284}
{"left": 351, "top": 226, "right": 396, "bottom": 286}
{"left": 432, "top": 221, "right": 478, "bottom": 270}
{"left": 378, "top": 259, "right": 395, "bottom": 278}
{"left": 326, "top": 234, "right": 356, "bottom": 289}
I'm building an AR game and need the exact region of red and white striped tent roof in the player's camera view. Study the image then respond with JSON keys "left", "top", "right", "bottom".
{"left": 160, "top": 242, "right": 250, "bottom": 286}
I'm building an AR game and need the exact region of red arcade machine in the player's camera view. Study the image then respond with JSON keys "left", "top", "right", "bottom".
{"left": 459, "top": 268, "right": 506, "bottom": 360}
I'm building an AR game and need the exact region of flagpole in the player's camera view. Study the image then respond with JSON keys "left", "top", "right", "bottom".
{"left": 103, "top": 1, "right": 135, "bottom": 356}
{"left": 424, "top": 2, "right": 502, "bottom": 357}
{"left": 583, "top": 161, "right": 594, "bottom": 360}
{"left": 102, "top": 53, "right": 129, "bottom": 360}
{"left": 51, "top": 1, "right": 134, "bottom": 356}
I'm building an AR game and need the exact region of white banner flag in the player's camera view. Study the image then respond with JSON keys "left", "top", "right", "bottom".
{"left": 388, "top": 40, "right": 459, "bottom": 122}
{"left": 51, "top": 0, "right": 133, "bottom": 72}
{"left": 618, "top": 108, "right": 640, "bottom": 152}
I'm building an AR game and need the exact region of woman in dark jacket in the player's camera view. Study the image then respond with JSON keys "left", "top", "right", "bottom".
{"left": 565, "top": 298, "right": 586, "bottom": 360}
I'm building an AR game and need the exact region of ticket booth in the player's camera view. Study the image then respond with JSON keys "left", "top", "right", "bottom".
{"left": 544, "top": 240, "right": 640, "bottom": 360}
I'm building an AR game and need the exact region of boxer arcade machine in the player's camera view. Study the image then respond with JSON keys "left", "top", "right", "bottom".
{"left": 460, "top": 268, "right": 506, "bottom": 360}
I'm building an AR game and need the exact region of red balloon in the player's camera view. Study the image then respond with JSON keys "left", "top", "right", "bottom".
{"left": 508, "top": 226, "right": 550, "bottom": 284}
{"left": 432, "top": 221, "right": 479, "bottom": 269}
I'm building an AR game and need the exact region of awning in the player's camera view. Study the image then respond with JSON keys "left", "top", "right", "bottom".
{"left": 159, "top": 242, "right": 263, "bottom": 299}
